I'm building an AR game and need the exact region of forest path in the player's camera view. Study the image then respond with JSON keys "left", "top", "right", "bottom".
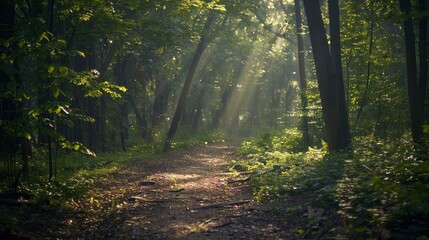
{"left": 58, "top": 143, "right": 305, "bottom": 239}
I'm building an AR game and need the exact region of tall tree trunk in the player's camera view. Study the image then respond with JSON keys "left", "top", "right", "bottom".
{"left": 399, "top": 0, "right": 424, "bottom": 143}
{"left": 294, "top": 0, "right": 310, "bottom": 147}
{"left": 328, "top": 0, "right": 351, "bottom": 149}
{"left": 115, "top": 57, "right": 129, "bottom": 151}
{"left": 98, "top": 42, "right": 119, "bottom": 152}
{"left": 303, "top": 0, "right": 350, "bottom": 151}
{"left": 151, "top": 80, "right": 169, "bottom": 138}
{"left": 164, "top": 14, "right": 215, "bottom": 150}
{"left": 46, "top": 0, "right": 55, "bottom": 181}
{"left": 418, "top": 0, "right": 428, "bottom": 129}
{"left": 356, "top": 4, "right": 375, "bottom": 122}
{"left": 72, "top": 48, "right": 86, "bottom": 143}
{"left": 128, "top": 95, "right": 148, "bottom": 139}
{"left": 87, "top": 43, "right": 98, "bottom": 152}
{"left": 192, "top": 100, "right": 204, "bottom": 131}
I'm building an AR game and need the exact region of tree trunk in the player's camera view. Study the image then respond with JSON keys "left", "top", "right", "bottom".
{"left": 418, "top": 0, "right": 428, "bottom": 130}
{"left": 87, "top": 43, "right": 98, "bottom": 152}
{"left": 356, "top": 4, "right": 374, "bottom": 122}
{"left": 151, "top": 80, "right": 169, "bottom": 137}
{"left": 98, "top": 42, "right": 119, "bottom": 152}
{"left": 303, "top": 0, "right": 350, "bottom": 151}
{"left": 192, "top": 100, "right": 204, "bottom": 131}
{"left": 328, "top": 0, "right": 351, "bottom": 149}
{"left": 294, "top": 0, "right": 310, "bottom": 147}
{"left": 72, "top": 49, "right": 86, "bottom": 143}
{"left": 399, "top": 0, "right": 424, "bottom": 143}
{"left": 164, "top": 14, "right": 215, "bottom": 150}
{"left": 115, "top": 57, "right": 129, "bottom": 151}
{"left": 128, "top": 95, "right": 148, "bottom": 139}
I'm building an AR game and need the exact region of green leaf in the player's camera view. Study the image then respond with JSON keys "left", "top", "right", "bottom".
{"left": 54, "top": 106, "right": 61, "bottom": 114}
{"left": 23, "top": 92, "right": 30, "bottom": 100}
{"left": 76, "top": 51, "right": 85, "bottom": 57}
{"left": 53, "top": 88, "right": 60, "bottom": 98}
{"left": 59, "top": 66, "right": 68, "bottom": 76}
{"left": 29, "top": 109, "right": 40, "bottom": 118}
{"left": 73, "top": 144, "right": 80, "bottom": 150}
{"left": 48, "top": 65, "right": 55, "bottom": 73}
{"left": 23, "top": 133, "right": 31, "bottom": 140}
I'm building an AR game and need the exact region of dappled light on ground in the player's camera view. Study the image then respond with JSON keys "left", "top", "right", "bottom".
{"left": 50, "top": 143, "right": 307, "bottom": 239}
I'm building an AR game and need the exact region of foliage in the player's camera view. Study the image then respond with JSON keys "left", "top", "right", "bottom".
{"left": 336, "top": 135, "right": 429, "bottom": 238}
{"left": 167, "top": 129, "right": 227, "bottom": 149}
{"left": 234, "top": 130, "right": 429, "bottom": 238}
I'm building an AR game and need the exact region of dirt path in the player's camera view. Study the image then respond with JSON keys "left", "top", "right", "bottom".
{"left": 54, "top": 143, "right": 306, "bottom": 239}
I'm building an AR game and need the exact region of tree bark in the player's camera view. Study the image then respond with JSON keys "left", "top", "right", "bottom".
{"left": 98, "top": 42, "right": 119, "bottom": 152}
{"left": 192, "top": 89, "right": 206, "bottom": 131}
{"left": 151, "top": 80, "right": 169, "bottom": 137}
{"left": 294, "top": 0, "right": 310, "bottom": 147}
{"left": 164, "top": 14, "right": 215, "bottom": 150}
{"left": 303, "top": 0, "right": 350, "bottom": 151}
{"left": 128, "top": 95, "right": 148, "bottom": 139}
{"left": 418, "top": 0, "right": 428, "bottom": 130}
{"left": 87, "top": 43, "right": 98, "bottom": 152}
{"left": 328, "top": 0, "right": 351, "bottom": 149}
{"left": 356, "top": 4, "right": 374, "bottom": 122}
{"left": 115, "top": 57, "right": 129, "bottom": 151}
{"left": 399, "top": 0, "right": 424, "bottom": 143}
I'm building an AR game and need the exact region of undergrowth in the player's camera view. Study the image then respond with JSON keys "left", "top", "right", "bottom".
{"left": 232, "top": 129, "right": 429, "bottom": 239}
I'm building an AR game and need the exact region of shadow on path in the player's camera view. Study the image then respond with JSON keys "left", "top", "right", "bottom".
{"left": 59, "top": 143, "right": 306, "bottom": 239}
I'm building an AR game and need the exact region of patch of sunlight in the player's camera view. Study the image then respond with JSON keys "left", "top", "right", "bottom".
{"left": 164, "top": 173, "right": 201, "bottom": 180}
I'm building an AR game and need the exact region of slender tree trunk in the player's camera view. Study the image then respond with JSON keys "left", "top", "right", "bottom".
{"left": 328, "top": 0, "right": 351, "bottom": 149}
{"left": 47, "top": 0, "right": 55, "bottom": 181}
{"left": 87, "top": 43, "right": 98, "bottom": 152}
{"left": 192, "top": 100, "right": 204, "bottom": 131}
{"left": 151, "top": 81, "right": 169, "bottom": 137}
{"left": 303, "top": 0, "right": 350, "bottom": 151}
{"left": 418, "top": 0, "right": 428, "bottom": 127}
{"left": 116, "top": 57, "right": 129, "bottom": 151}
{"left": 15, "top": 64, "right": 31, "bottom": 180}
{"left": 249, "top": 86, "right": 261, "bottom": 131}
{"left": 356, "top": 4, "right": 374, "bottom": 122}
{"left": 294, "top": 0, "right": 310, "bottom": 147}
{"left": 128, "top": 95, "right": 148, "bottom": 139}
{"left": 164, "top": 14, "right": 215, "bottom": 150}
{"left": 399, "top": 0, "right": 424, "bottom": 143}
{"left": 72, "top": 48, "right": 86, "bottom": 143}
{"left": 98, "top": 42, "right": 119, "bottom": 151}
{"left": 284, "top": 84, "right": 296, "bottom": 112}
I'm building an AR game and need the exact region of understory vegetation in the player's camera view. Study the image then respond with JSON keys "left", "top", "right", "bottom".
{"left": 231, "top": 129, "right": 429, "bottom": 239}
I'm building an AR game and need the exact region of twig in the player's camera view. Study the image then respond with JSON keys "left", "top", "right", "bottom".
{"left": 128, "top": 196, "right": 166, "bottom": 203}
{"left": 169, "top": 188, "right": 185, "bottom": 193}
{"left": 213, "top": 221, "right": 233, "bottom": 228}
{"left": 196, "top": 200, "right": 251, "bottom": 209}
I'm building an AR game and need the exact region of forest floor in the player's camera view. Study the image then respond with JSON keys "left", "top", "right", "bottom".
{"left": 26, "top": 143, "right": 329, "bottom": 239}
